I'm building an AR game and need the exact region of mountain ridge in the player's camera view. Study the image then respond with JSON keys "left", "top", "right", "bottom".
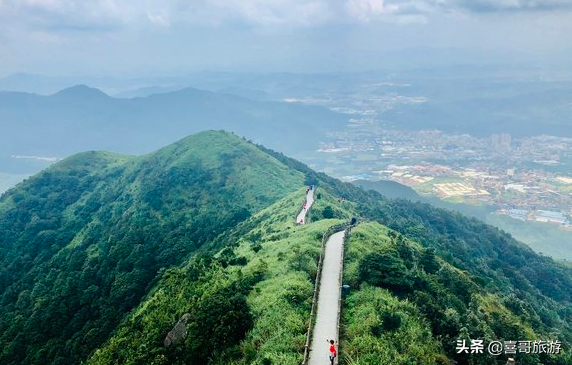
{"left": 0, "top": 131, "right": 304, "bottom": 364}
{"left": 0, "top": 131, "right": 570, "bottom": 365}
{"left": 52, "top": 84, "right": 112, "bottom": 99}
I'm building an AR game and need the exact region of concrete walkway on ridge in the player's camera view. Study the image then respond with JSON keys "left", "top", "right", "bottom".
{"left": 308, "top": 230, "right": 345, "bottom": 365}
{"left": 297, "top": 187, "right": 315, "bottom": 225}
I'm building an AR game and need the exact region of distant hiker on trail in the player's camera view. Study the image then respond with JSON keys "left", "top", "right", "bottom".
{"left": 327, "top": 339, "right": 337, "bottom": 365}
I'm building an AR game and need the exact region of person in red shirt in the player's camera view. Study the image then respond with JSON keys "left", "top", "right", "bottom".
{"left": 327, "top": 339, "right": 337, "bottom": 364}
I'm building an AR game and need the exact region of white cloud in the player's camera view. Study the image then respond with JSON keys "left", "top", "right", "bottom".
{"left": 434, "top": 0, "right": 572, "bottom": 12}
{"left": 0, "top": 0, "right": 431, "bottom": 32}
{"left": 0, "top": 0, "right": 571, "bottom": 36}
{"left": 1, "top": 0, "right": 571, "bottom": 76}
{"left": 0, "top": 0, "right": 140, "bottom": 31}
{"left": 147, "top": 12, "right": 170, "bottom": 27}
{"left": 169, "top": 0, "right": 337, "bottom": 27}
{"left": 346, "top": 0, "right": 399, "bottom": 22}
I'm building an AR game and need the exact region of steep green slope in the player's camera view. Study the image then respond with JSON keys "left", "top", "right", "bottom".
{"left": 260, "top": 146, "right": 572, "bottom": 364}
{"left": 0, "top": 131, "right": 303, "bottom": 365}
{"left": 265, "top": 145, "right": 572, "bottom": 299}
{"left": 88, "top": 181, "right": 572, "bottom": 365}
{"left": 88, "top": 189, "right": 347, "bottom": 365}
{"left": 1, "top": 132, "right": 571, "bottom": 365}
{"left": 342, "top": 222, "right": 570, "bottom": 364}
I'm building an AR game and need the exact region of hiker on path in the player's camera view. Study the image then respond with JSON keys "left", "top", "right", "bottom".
{"left": 327, "top": 339, "right": 337, "bottom": 365}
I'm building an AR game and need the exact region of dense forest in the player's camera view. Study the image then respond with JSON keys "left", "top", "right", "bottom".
{"left": 0, "top": 131, "right": 570, "bottom": 364}
{"left": 0, "top": 131, "right": 303, "bottom": 364}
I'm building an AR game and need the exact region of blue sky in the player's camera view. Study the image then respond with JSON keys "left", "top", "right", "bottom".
{"left": 1, "top": 0, "right": 571, "bottom": 76}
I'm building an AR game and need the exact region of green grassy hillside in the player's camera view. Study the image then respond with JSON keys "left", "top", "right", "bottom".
{"left": 261, "top": 146, "right": 572, "bottom": 364}
{"left": 0, "top": 131, "right": 570, "bottom": 365}
{"left": 341, "top": 222, "right": 569, "bottom": 364}
{"left": 0, "top": 131, "right": 303, "bottom": 365}
{"left": 88, "top": 189, "right": 346, "bottom": 365}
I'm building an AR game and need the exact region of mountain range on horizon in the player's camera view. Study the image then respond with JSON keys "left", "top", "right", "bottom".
{"left": 0, "top": 84, "right": 346, "bottom": 174}
{"left": 0, "top": 130, "right": 570, "bottom": 365}
{"left": 3, "top": 68, "right": 572, "bottom": 177}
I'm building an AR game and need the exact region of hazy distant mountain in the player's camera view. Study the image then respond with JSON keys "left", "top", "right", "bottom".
{"left": 0, "top": 71, "right": 373, "bottom": 98}
{"left": 113, "top": 85, "right": 187, "bottom": 98}
{"left": 353, "top": 179, "right": 422, "bottom": 201}
{"left": 383, "top": 87, "right": 572, "bottom": 137}
{"left": 0, "top": 173, "right": 30, "bottom": 195}
{"left": 0, "top": 73, "right": 137, "bottom": 95}
{"left": 0, "top": 73, "right": 76, "bottom": 95}
{"left": 217, "top": 86, "right": 271, "bottom": 101}
{"left": 0, "top": 85, "right": 346, "bottom": 172}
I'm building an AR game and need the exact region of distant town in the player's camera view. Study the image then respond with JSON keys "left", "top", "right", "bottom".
{"left": 313, "top": 124, "right": 572, "bottom": 229}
